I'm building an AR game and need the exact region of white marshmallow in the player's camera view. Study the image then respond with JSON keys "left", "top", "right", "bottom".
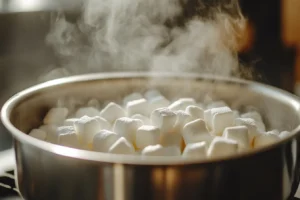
{"left": 235, "top": 118, "right": 261, "bottom": 143}
{"left": 136, "top": 125, "right": 160, "bottom": 149}
{"left": 160, "top": 132, "right": 182, "bottom": 147}
{"left": 206, "top": 100, "right": 228, "bottom": 109}
{"left": 93, "top": 130, "right": 120, "bottom": 152}
{"left": 185, "top": 105, "right": 204, "bottom": 120}
{"left": 279, "top": 131, "right": 291, "bottom": 138}
{"left": 113, "top": 117, "right": 143, "bottom": 144}
{"left": 39, "top": 124, "right": 58, "bottom": 143}
{"left": 87, "top": 98, "right": 100, "bottom": 108}
{"left": 253, "top": 132, "right": 280, "bottom": 148}
{"left": 223, "top": 126, "right": 249, "bottom": 151}
{"left": 207, "top": 137, "right": 238, "bottom": 158}
{"left": 241, "top": 111, "right": 266, "bottom": 131}
{"left": 144, "top": 89, "right": 162, "bottom": 100}
{"left": 123, "top": 92, "right": 143, "bottom": 105}
{"left": 168, "top": 98, "right": 196, "bottom": 111}
{"left": 233, "top": 110, "right": 240, "bottom": 119}
{"left": 57, "top": 126, "right": 79, "bottom": 148}
{"left": 149, "top": 96, "right": 170, "bottom": 110}
{"left": 131, "top": 114, "right": 152, "bottom": 125}
{"left": 151, "top": 108, "right": 177, "bottom": 133}
{"left": 141, "top": 145, "right": 181, "bottom": 156}
{"left": 74, "top": 116, "right": 110, "bottom": 145}
{"left": 43, "top": 107, "right": 69, "bottom": 125}
{"left": 100, "top": 102, "right": 127, "bottom": 123}
{"left": 211, "top": 107, "right": 234, "bottom": 135}
{"left": 75, "top": 107, "right": 100, "bottom": 118}
{"left": 29, "top": 129, "right": 47, "bottom": 140}
{"left": 108, "top": 137, "right": 135, "bottom": 155}
{"left": 182, "top": 141, "right": 207, "bottom": 158}
{"left": 267, "top": 129, "right": 280, "bottom": 135}
{"left": 126, "top": 98, "right": 150, "bottom": 117}
{"left": 63, "top": 118, "right": 78, "bottom": 126}
{"left": 182, "top": 119, "right": 212, "bottom": 144}
{"left": 174, "top": 110, "right": 193, "bottom": 130}
{"left": 204, "top": 107, "right": 232, "bottom": 129}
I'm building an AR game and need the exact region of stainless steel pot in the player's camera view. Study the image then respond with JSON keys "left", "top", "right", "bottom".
{"left": 2, "top": 72, "right": 300, "bottom": 200}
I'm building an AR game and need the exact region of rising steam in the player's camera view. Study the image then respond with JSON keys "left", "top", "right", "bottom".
{"left": 44, "top": 0, "right": 247, "bottom": 79}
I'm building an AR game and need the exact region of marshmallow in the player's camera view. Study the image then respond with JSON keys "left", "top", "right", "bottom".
{"left": 75, "top": 107, "right": 100, "bottom": 118}
{"left": 211, "top": 107, "right": 234, "bottom": 135}
{"left": 100, "top": 102, "right": 127, "bottom": 123}
{"left": 267, "top": 129, "right": 280, "bottom": 135}
{"left": 207, "top": 137, "right": 238, "bottom": 158}
{"left": 206, "top": 100, "right": 228, "bottom": 109}
{"left": 39, "top": 124, "right": 58, "bottom": 143}
{"left": 160, "top": 132, "right": 182, "bottom": 147}
{"left": 235, "top": 118, "right": 261, "bottom": 143}
{"left": 151, "top": 108, "right": 177, "bottom": 133}
{"left": 204, "top": 107, "right": 232, "bottom": 129}
{"left": 93, "top": 130, "right": 120, "bottom": 152}
{"left": 168, "top": 98, "right": 196, "bottom": 111}
{"left": 57, "top": 126, "right": 79, "bottom": 148}
{"left": 253, "top": 132, "right": 280, "bottom": 148}
{"left": 223, "top": 126, "right": 249, "bottom": 151}
{"left": 149, "top": 96, "right": 171, "bottom": 110}
{"left": 113, "top": 117, "right": 143, "bottom": 144}
{"left": 126, "top": 98, "right": 150, "bottom": 117}
{"left": 185, "top": 105, "right": 204, "bottom": 120}
{"left": 131, "top": 114, "right": 152, "bottom": 125}
{"left": 233, "top": 110, "right": 240, "bottom": 119}
{"left": 144, "top": 89, "right": 162, "bottom": 100}
{"left": 123, "top": 92, "right": 143, "bottom": 105}
{"left": 279, "top": 131, "right": 291, "bottom": 139}
{"left": 29, "top": 129, "right": 47, "bottom": 140}
{"left": 87, "top": 98, "right": 100, "bottom": 108}
{"left": 136, "top": 125, "right": 160, "bottom": 149}
{"left": 74, "top": 116, "right": 110, "bottom": 145}
{"left": 108, "top": 137, "right": 135, "bottom": 155}
{"left": 182, "top": 141, "right": 207, "bottom": 158}
{"left": 141, "top": 145, "right": 181, "bottom": 156}
{"left": 63, "top": 118, "right": 78, "bottom": 126}
{"left": 182, "top": 119, "right": 212, "bottom": 144}
{"left": 43, "top": 107, "right": 69, "bottom": 125}
{"left": 174, "top": 110, "right": 193, "bottom": 130}
{"left": 241, "top": 111, "right": 266, "bottom": 131}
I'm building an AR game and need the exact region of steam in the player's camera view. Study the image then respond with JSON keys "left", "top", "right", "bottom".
{"left": 45, "top": 0, "right": 247, "bottom": 78}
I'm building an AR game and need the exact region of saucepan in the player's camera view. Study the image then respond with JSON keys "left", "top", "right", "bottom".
{"left": 1, "top": 72, "right": 300, "bottom": 200}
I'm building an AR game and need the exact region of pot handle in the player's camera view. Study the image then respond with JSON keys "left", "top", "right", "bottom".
{"left": 0, "top": 148, "right": 15, "bottom": 175}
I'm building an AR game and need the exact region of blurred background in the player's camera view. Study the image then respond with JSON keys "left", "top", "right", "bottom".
{"left": 0, "top": 0, "right": 299, "bottom": 151}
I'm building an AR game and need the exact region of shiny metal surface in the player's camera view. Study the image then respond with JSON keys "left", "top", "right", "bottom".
{"left": 2, "top": 72, "right": 300, "bottom": 200}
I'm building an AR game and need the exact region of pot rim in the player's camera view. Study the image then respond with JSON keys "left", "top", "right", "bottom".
{"left": 2, "top": 72, "right": 300, "bottom": 165}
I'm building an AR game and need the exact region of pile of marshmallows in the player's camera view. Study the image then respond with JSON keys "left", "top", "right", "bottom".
{"left": 29, "top": 89, "right": 291, "bottom": 159}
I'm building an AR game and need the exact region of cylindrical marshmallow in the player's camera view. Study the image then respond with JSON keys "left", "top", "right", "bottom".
{"left": 43, "top": 107, "right": 69, "bottom": 125}
{"left": 151, "top": 107, "right": 177, "bottom": 134}
{"left": 185, "top": 105, "right": 204, "bottom": 120}
{"left": 113, "top": 117, "right": 143, "bottom": 144}
{"left": 29, "top": 129, "right": 47, "bottom": 141}
{"left": 93, "top": 130, "right": 120, "bottom": 152}
{"left": 141, "top": 145, "right": 181, "bottom": 156}
{"left": 108, "top": 137, "right": 135, "bottom": 155}
{"left": 253, "top": 132, "right": 280, "bottom": 148}
{"left": 131, "top": 114, "right": 152, "bottom": 125}
{"left": 126, "top": 98, "right": 150, "bottom": 117}
{"left": 100, "top": 102, "right": 127, "bottom": 123}
{"left": 223, "top": 126, "right": 249, "bottom": 151}
{"left": 123, "top": 92, "right": 143, "bottom": 106}
{"left": 182, "top": 119, "right": 212, "bottom": 144}
{"left": 75, "top": 107, "right": 100, "bottom": 118}
{"left": 182, "top": 141, "right": 207, "bottom": 158}
{"left": 136, "top": 125, "right": 160, "bottom": 149}
{"left": 207, "top": 137, "right": 238, "bottom": 158}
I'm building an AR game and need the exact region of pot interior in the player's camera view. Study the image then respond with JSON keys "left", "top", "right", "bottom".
{"left": 8, "top": 73, "right": 300, "bottom": 137}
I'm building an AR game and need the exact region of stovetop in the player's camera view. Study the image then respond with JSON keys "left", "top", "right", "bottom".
{"left": 1, "top": 149, "right": 300, "bottom": 200}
